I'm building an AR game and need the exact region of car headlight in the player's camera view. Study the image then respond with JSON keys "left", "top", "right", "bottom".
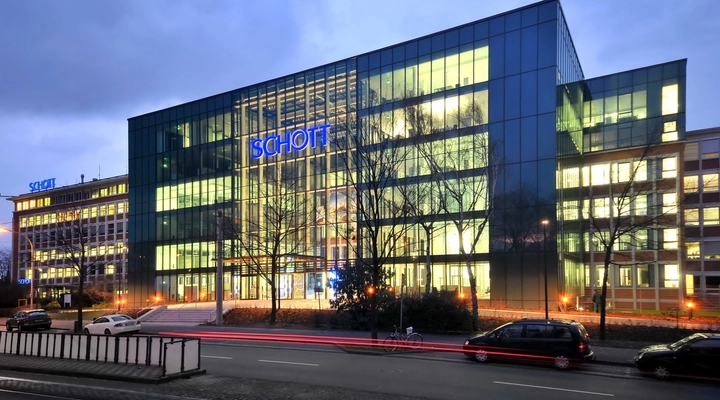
{"left": 464, "top": 340, "right": 469, "bottom": 345}
{"left": 636, "top": 353, "right": 643, "bottom": 360}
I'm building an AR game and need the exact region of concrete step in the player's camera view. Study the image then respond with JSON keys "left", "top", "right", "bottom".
{"left": 142, "top": 308, "right": 216, "bottom": 323}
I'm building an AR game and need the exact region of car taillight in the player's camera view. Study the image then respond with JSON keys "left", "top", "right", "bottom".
{"left": 579, "top": 342, "right": 586, "bottom": 352}
{"left": 114, "top": 323, "right": 123, "bottom": 327}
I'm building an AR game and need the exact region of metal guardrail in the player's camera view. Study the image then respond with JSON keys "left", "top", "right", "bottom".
{"left": 0, "top": 332, "right": 201, "bottom": 377}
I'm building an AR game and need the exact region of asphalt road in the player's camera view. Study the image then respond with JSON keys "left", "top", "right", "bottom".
{"left": 195, "top": 342, "right": 718, "bottom": 400}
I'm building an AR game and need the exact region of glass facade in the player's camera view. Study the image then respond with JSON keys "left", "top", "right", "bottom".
{"left": 127, "top": 0, "right": 687, "bottom": 310}
{"left": 557, "top": 60, "right": 687, "bottom": 309}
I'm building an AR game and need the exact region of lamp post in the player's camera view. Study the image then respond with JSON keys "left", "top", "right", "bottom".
{"left": 541, "top": 220, "right": 549, "bottom": 320}
{"left": 0, "top": 227, "right": 35, "bottom": 308}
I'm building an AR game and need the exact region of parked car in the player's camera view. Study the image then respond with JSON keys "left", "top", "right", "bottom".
{"left": 463, "top": 319, "right": 595, "bottom": 370}
{"left": 634, "top": 333, "right": 720, "bottom": 380}
{"left": 83, "top": 314, "right": 141, "bottom": 335}
{"left": 5, "top": 309, "right": 52, "bottom": 331}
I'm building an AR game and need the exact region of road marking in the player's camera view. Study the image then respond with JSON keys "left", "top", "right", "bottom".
{"left": 0, "top": 388, "right": 78, "bottom": 399}
{"left": 493, "top": 381, "right": 614, "bottom": 397}
{"left": 201, "top": 355, "right": 233, "bottom": 359}
{"left": 258, "top": 359, "right": 319, "bottom": 367}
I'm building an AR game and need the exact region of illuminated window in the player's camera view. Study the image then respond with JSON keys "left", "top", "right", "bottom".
{"left": 617, "top": 265, "right": 632, "bottom": 287}
{"left": 634, "top": 195, "right": 648, "bottom": 216}
{"left": 118, "top": 202, "right": 126, "bottom": 214}
{"left": 703, "top": 173, "right": 719, "bottom": 192}
{"left": 90, "top": 207, "right": 98, "bottom": 218}
{"left": 591, "top": 164, "right": 610, "bottom": 186}
{"left": 687, "top": 242, "right": 700, "bottom": 259}
{"left": 563, "top": 200, "right": 579, "bottom": 220}
{"left": 663, "top": 228, "right": 678, "bottom": 249}
{"left": 661, "top": 84, "right": 678, "bottom": 115}
{"left": 684, "top": 175, "right": 698, "bottom": 191}
{"left": 100, "top": 187, "right": 108, "bottom": 197}
{"left": 593, "top": 198, "right": 610, "bottom": 218}
{"left": 704, "top": 207, "right": 720, "bottom": 225}
{"left": 106, "top": 264, "right": 115, "bottom": 275}
{"left": 634, "top": 160, "right": 647, "bottom": 181}
{"left": 82, "top": 207, "right": 89, "bottom": 219}
{"left": 99, "top": 205, "right": 107, "bottom": 216}
{"left": 662, "top": 120, "right": 678, "bottom": 142}
{"left": 108, "top": 203, "right": 115, "bottom": 215}
{"left": 582, "top": 166, "right": 590, "bottom": 187}
{"left": 662, "top": 192, "right": 677, "bottom": 214}
{"left": 661, "top": 157, "right": 676, "bottom": 178}
{"left": 661, "top": 264, "right": 679, "bottom": 288}
{"left": 613, "top": 197, "right": 631, "bottom": 216}
{"left": 685, "top": 208, "right": 699, "bottom": 225}
{"left": 20, "top": 217, "right": 27, "bottom": 228}
{"left": 614, "top": 162, "right": 631, "bottom": 182}
{"left": 563, "top": 167, "right": 580, "bottom": 188}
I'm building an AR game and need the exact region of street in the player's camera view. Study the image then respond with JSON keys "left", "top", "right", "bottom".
{"left": 2, "top": 333, "right": 718, "bottom": 400}
{"left": 195, "top": 341, "right": 719, "bottom": 400}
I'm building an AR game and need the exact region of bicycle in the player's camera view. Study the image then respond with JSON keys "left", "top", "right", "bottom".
{"left": 383, "top": 325, "right": 423, "bottom": 352}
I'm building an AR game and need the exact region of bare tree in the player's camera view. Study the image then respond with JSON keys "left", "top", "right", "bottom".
{"left": 0, "top": 247, "right": 10, "bottom": 279}
{"left": 578, "top": 132, "right": 691, "bottom": 340}
{"left": 53, "top": 205, "right": 104, "bottom": 332}
{"left": 224, "top": 163, "right": 315, "bottom": 325}
{"left": 413, "top": 101, "right": 499, "bottom": 331}
{"left": 330, "top": 108, "right": 416, "bottom": 340}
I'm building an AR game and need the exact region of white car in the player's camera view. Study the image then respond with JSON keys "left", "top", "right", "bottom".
{"left": 83, "top": 314, "right": 141, "bottom": 335}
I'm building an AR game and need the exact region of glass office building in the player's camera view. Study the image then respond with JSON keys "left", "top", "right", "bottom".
{"left": 127, "top": 0, "right": 686, "bottom": 310}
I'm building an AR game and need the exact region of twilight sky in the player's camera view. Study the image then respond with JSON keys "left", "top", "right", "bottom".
{"left": 1, "top": 0, "right": 719, "bottom": 247}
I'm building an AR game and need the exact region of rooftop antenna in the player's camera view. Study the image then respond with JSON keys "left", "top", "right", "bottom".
{"left": 81, "top": 174, "right": 85, "bottom": 184}
{"left": 98, "top": 166, "right": 101, "bottom": 179}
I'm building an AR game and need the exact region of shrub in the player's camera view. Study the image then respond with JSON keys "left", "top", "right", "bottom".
{"left": 91, "top": 302, "right": 111, "bottom": 309}
{"left": 379, "top": 291, "right": 474, "bottom": 332}
{"left": 43, "top": 301, "right": 61, "bottom": 311}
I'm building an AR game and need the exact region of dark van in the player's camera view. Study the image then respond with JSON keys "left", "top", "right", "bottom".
{"left": 463, "top": 319, "right": 595, "bottom": 370}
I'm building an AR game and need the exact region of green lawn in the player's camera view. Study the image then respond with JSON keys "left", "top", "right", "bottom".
{"left": 50, "top": 310, "right": 107, "bottom": 320}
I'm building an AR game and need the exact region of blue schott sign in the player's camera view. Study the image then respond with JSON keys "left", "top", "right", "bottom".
{"left": 18, "top": 279, "right": 31, "bottom": 285}
{"left": 250, "top": 124, "right": 330, "bottom": 159}
{"left": 29, "top": 178, "right": 56, "bottom": 193}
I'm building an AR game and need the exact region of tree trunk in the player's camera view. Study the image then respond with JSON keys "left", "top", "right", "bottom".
{"left": 370, "top": 266, "right": 379, "bottom": 341}
{"left": 599, "top": 247, "right": 612, "bottom": 341}
{"left": 76, "top": 278, "right": 84, "bottom": 333}
{"left": 466, "top": 259, "right": 479, "bottom": 331}
{"left": 425, "top": 228, "right": 432, "bottom": 295}
{"left": 270, "top": 281, "right": 277, "bottom": 326}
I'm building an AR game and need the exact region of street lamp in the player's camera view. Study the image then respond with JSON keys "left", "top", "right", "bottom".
{"left": 541, "top": 220, "right": 549, "bottom": 320}
{"left": 0, "top": 226, "right": 36, "bottom": 308}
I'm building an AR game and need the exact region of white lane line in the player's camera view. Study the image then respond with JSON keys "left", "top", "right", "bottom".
{"left": 201, "top": 355, "right": 233, "bottom": 359}
{"left": 258, "top": 359, "right": 319, "bottom": 367}
{"left": 493, "top": 381, "right": 614, "bottom": 397}
{"left": 0, "top": 388, "right": 78, "bottom": 399}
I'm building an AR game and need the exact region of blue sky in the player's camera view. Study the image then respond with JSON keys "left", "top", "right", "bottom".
{"left": 1, "top": 0, "right": 719, "bottom": 248}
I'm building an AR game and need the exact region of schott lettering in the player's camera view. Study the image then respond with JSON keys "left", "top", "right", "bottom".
{"left": 29, "top": 178, "right": 56, "bottom": 193}
{"left": 250, "top": 124, "right": 330, "bottom": 159}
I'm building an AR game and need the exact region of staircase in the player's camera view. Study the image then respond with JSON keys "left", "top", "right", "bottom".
{"left": 139, "top": 303, "right": 226, "bottom": 325}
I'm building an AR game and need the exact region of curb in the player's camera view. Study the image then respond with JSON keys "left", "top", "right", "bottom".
{"left": 0, "top": 365, "right": 163, "bottom": 384}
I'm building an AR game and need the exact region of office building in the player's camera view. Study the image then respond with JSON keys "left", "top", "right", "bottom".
{"left": 7, "top": 175, "right": 129, "bottom": 306}
{"left": 127, "top": 0, "right": 686, "bottom": 310}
